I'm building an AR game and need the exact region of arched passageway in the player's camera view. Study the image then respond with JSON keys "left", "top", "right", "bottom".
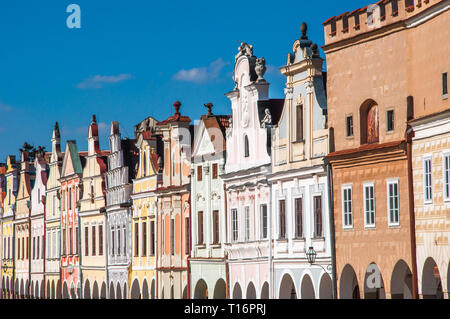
{"left": 364, "top": 263, "right": 386, "bottom": 299}
{"left": 213, "top": 279, "right": 226, "bottom": 299}
{"left": 194, "top": 279, "right": 208, "bottom": 299}
{"left": 84, "top": 280, "right": 91, "bottom": 299}
{"left": 142, "top": 279, "right": 149, "bottom": 299}
{"left": 300, "top": 274, "right": 315, "bottom": 299}
{"left": 319, "top": 273, "right": 333, "bottom": 299}
{"left": 422, "top": 257, "right": 443, "bottom": 299}
{"left": 92, "top": 281, "right": 99, "bottom": 299}
{"left": 232, "top": 283, "right": 242, "bottom": 299}
{"left": 260, "top": 282, "right": 269, "bottom": 299}
{"left": 130, "top": 279, "right": 140, "bottom": 299}
{"left": 279, "top": 274, "right": 297, "bottom": 299}
{"left": 246, "top": 282, "right": 256, "bottom": 299}
{"left": 391, "top": 260, "right": 413, "bottom": 299}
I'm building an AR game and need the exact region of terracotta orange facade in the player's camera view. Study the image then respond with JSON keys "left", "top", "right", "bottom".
{"left": 323, "top": 0, "right": 449, "bottom": 299}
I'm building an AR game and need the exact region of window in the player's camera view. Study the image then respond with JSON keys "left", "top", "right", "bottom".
{"left": 279, "top": 200, "right": 286, "bottom": 239}
{"left": 443, "top": 72, "right": 448, "bottom": 97}
{"left": 69, "top": 189, "right": 72, "bottom": 210}
{"left": 162, "top": 218, "right": 165, "bottom": 253}
{"left": 231, "top": 209, "right": 238, "bottom": 242}
{"left": 296, "top": 105, "right": 304, "bottom": 141}
{"left": 69, "top": 228, "right": 73, "bottom": 255}
{"left": 90, "top": 184, "right": 94, "bottom": 204}
{"left": 244, "top": 135, "right": 249, "bottom": 158}
{"left": 346, "top": 115, "right": 354, "bottom": 137}
{"left": 295, "top": 198, "right": 303, "bottom": 238}
{"left": 260, "top": 204, "right": 267, "bottom": 239}
{"left": 57, "top": 230, "right": 60, "bottom": 258}
{"left": 213, "top": 210, "right": 219, "bottom": 244}
{"left": 122, "top": 227, "right": 126, "bottom": 256}
{"left": 170, "top": 219, "right": 175, "bottom": 256}
{"left": 245, "top": 206, "right": 250, "bottom": 241}
{"left": 143, "top": 152, "right": 147, "bottom": 176}
{"left": 99, "top": 225, "right": 103, "bottom": 256}
{"left": 212, "top": 163, "right": 218, "bottom": 180}
{"left": 62, "top": 229, "right": 66, "bottom": 255}
{"left": 92, "top": 226, "right": 96, "bottom": 256}
{"left": 118, "top": 226, "right": 121, "bottom": 256}
{"left": 197, "top": 211, "right": 204, "bottom": 245}
{"left": 112, "top": 227, "right": 115, "bottom": 256}
{"left": 424, "top": 157, "right": 432, "bottom": 203}
{"left": 314, "top": 196, "right": 323, "bottom": 238}
{"left": 197, "top": 166, "right": 202, "bottom": 182}
{"left": 142, "top": 222, "right": 147, "bottom": 256}
{"left": 387, "top": 180, "right": 400, "bottom": 226}
{"left": 185, "top": 217, "right": 190, "bottom": 254}
{"left": 386, "top": 110, "right": 394, "bottom": 132}
{"left": 134, "top": 223, "right": 139, "bottom": 257}
{"left": 150, "top": 221, "right": 155, "bottom": 256}
{"left": 33, "top": 237, "right": 36, "bottom": 260}
{"left": 444, "top": 153, "right": 450, "bottom": 201}
{"left": 342, "top": 15, "right": 349, "bottom": 31}
{"left": 360, "top": 101, "right": 379, "bottom": 144}
{"left": 85, "top": 227, "right": 89, "bottom": 256}
{"left": 342, "top": 186, "right": 353, "bottom": 228}
{"left": 364, "top": 183, "right": 375, "bottom": 227}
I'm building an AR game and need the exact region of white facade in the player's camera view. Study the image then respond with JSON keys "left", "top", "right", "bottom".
{"left": 190, "top": 112, "right": 229, "bottom": 299}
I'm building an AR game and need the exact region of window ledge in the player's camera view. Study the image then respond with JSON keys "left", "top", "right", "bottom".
{"left": 364, "top": 225, "right": 376, "bottom": 230}
{"left": 386, "top": 130, "right": 394, "bottom": 135}
{"left": 342, "top": 226, "right": 354, "bottom": 231}
{"left": 442, "top": 94, "right": 448, "bottom": 100}
{"left": 388, "top": 223, "right": 401, "bottom": 228}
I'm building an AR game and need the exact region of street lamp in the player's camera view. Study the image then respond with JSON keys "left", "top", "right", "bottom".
{"left": 306, "top": 246, "right": 335, "bottom": 299}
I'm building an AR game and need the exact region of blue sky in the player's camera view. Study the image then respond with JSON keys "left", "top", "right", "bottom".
{"left": 0, "top": 0, "right": 369, "bottom": 161}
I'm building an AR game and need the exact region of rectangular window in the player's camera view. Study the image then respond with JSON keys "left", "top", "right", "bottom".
{"left": 388, "top": 180, "right": 400, "bottom": 226}
{"left": 150, "top": 221, "right": 155, "bottom": 256}
{"left": 296, "top": 105, "right": 303, "bottom": 141}
{"left": 424, "top": 157, "right": 433, "bottom": 203}
{"left": 18, "top": 238, "right": 20, "bottom": 260}
{"left": 134, "top": 222, "right": 139, "bottom": 257}
{"left": 295, "top": 198, "right": 303, "bottom": 238}
{"left": 346, "top": 115, "right": 354, "bottom": 137}
{"left": 142, "top": 222, "right": 147, "bottom": 256}
{"left": 213, "top": 210, "right": 219, "bottom": 244}
{"left": 364, "top": 184, "right": 376, "bottom": 227}
{"left": 198, "top": 211, "right": 204, "bottom": 245}
{"left": 260, "top": 204, "right": 267, "bottom": 239}
{"left": 314, "top": 196, "right": 323, "bottom": 238}
{"left": 91, "top": 226, "right": 96, "bottom": 256}
{"left": 231, "top": 209, "right": 238, "bottom": 242}
{"left": 162, "top": 218, "right": 165, "bottom": 253}
{"left": 112, "top": 228, "right": 115, "bottom": 256}
{"left": 75, "top": 227, "right": 78, "bottom": 255}
{"left": 444, "top": 153, "right": 450, "bottom": 200}
{"left": 122, "top": 227, "right": 126, "bottom": 256}
{"left": 197, "top": 166, "right": 202, "bottom": 182}
{"left": 33, "top": 237, "right": 36, "bottom": 260}
{"left": 99, "top": 225, "right": 103, "bottom": 256}
{"left": 118, "top": 227, "right": 121, "bottom": 256}
{"left": 443, "top": 72, "right": 448, "bottom": 96}
{"left": 38, "top": 236, "right": 41, "bottom": 260}
{"left": 185, "top": 217, "right": 189, "bottom": 255}
{"left": 279, "top": 200, "right": 286, "bottom": 239}
{"left": 212, "top": 163, "right": 218, "bottom": 180}
{"left": 85, "top": 226, "right": 89, "bottom": 256}
{"left": 170, "top": 219, "right": 175, "bottom": 256}
{"left": 69, "top": 228, "right": 73, "bottom": 255}
{"left": 342, "top": 186, "right": 353, "bottom": 228}
{"left": 245, "top": 206, "right": 250, "bottom": 241}
{"left": 387, "top": 110, "right": 394, "bottom": 132}
{"left": 69, "top": 189, "right": 72, "bottom": 211}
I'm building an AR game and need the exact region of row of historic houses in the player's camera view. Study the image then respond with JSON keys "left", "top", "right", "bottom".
{"left": 0, "top": 0, "right": 448, "bottom": 300}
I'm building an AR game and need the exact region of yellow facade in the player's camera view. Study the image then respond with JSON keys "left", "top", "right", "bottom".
{"left": 130, "top": 140, "right": 158, "bottom": 299}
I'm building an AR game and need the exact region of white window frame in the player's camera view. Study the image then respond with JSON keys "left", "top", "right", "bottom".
{"left": 260, "top": 204, "right": 268, "bottom": 240}
{"left": 244, "top": 206, "right": 250, "bottom": 241}
{"left": 423, "top": 155, "right": 433, "bottom": 204}
{"left": 443, "top": 151, "right": 450, "bottom": 202}
{"left": 387, "top": 178, "right": 400, "bottom": 227}
{"left": 363, "top": 182, "right": 376, "bottom": 228}
{"left": 231, "top": 208, "right": 238, "bottom": 243}
{"left": 342, "top": 184, "right": 353, "bottom": 229}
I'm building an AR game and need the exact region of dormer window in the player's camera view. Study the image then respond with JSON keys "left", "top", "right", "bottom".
{"left": 342, "top": 16, "right": 349, "bottom": 32}
{"left": 244, "top": 135, "right": 249, "bottom": 158}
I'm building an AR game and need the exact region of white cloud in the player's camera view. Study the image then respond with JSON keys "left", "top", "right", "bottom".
{"left": 173, "top": 58, "right": 229, "bottom": 84}
{"left": 266, "top": 64, "right": 282, "bottom": 77}
{"left": 77, "top": 74, "right": 133, "bottom": 89}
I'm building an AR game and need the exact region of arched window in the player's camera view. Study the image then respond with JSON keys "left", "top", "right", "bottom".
{"left": 244, "top": 135, "right": 249, "bottom": 158}
{"left": 360, "top": 100, "right": 379, "bottom": 144}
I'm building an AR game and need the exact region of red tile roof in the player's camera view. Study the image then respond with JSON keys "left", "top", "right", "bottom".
{"left": 327, "top": 140, "right": 404, "bottom": 158}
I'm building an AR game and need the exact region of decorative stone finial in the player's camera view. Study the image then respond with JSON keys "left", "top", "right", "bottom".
{"left": 91, "top": 114, "right": 97, "bottom": 124}
{"left": 311, "top": 43, "right": 319, "bottom": 57}
{"left": 301, "top": 22, "right": 308, "bottom": 40}
{"left": 204, "top": 103, "right": 213, "bottom": 116}
{"left": 235, "top": 42, "right": 254, "bottom": 61}
{"left": 173, "top": 101, "right": 181, "bottom": 115}
{"left": 255, "top": 57, "right": 267, "bottom": 82}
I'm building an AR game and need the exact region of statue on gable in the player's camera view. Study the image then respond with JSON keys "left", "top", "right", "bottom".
{"left": 235, "top": 42, "right": 254, "bottom": 61}
{"left": 255, "top": 57, "right": 266, "bottom": 82}
{"left": 261, "top": 108, "right": 272, "bottom": 128}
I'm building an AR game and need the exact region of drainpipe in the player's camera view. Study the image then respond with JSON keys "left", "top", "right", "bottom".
{"left": 325, "top": 158, "right": 337, "bottom": 299}
{"left": 406, "top": 127, "right": 419, "bottom": 299}
{"left": 43, "top": 196, "right": 46, "bottom": 299}
{"left": 268, "top": 181, "right": 273, "bottom": 299}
